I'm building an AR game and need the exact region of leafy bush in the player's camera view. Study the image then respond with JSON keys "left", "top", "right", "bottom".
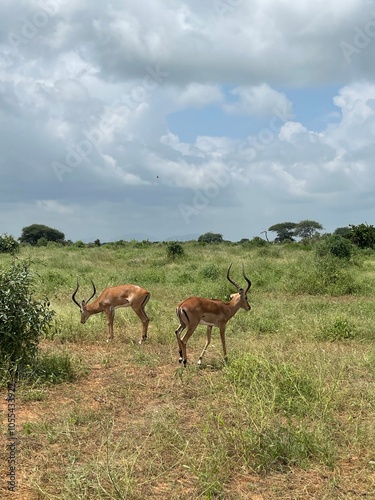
{"left": 167, "top": 241, "right": 184, "bottom": 260}
{"left": 316, "top": 235, "right": 353, "bottom": 259}
{"left": 201, "top": 263, "right": 220, "bottom": 280}
{"left": 0, "top": 261, "right": 55, "bottom": 375}
{"left": 286, "top": 253, "right": 357, "bottom": 296}
{"left": 348, "top": 223, "right": 375, "bottom": 249}
{"left": 0, "top": 233, "right": 19, "bottom": 254}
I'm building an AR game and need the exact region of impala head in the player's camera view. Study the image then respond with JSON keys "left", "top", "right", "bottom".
{"left": 227, "top": 263, "right": 252, "bottom": 311}
{"left": 72, "top": 280, "right": 96, "bottom": 323}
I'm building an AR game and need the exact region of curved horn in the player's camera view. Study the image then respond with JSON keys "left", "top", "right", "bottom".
{"left": 242, "top": 263, "right": 252, "bottom": 294}
{"left": 226, "top": 263, "right": 241, "bottom": 291}
{"left": 72, "top": 280, "right": 81, "bottom": 308}
{"left": 85, "top": 279, "right": 96, "bottom": 304}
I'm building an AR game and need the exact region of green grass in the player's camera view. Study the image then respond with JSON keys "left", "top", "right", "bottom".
{"left": 1, "top": 242, "right": 375, "bottom": 498}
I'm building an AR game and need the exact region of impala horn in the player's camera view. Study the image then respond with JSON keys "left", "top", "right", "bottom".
{"left": 242, "top": 263, "right": 252, "bottom": 294}
{"left": 72, "top": 279, "right": 96, "bottom": 307}
{"left": 226, "top": 263, "right": 241, "bottom": 291}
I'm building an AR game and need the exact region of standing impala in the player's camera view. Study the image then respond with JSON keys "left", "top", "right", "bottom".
{"left": 175, "top": 264, "right": 252, "bottom": 366}
{"left": 72, "top": 280, "right": 150, "bottom": 342}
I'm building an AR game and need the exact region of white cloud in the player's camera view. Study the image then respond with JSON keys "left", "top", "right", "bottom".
{"left": 174, "top": 83, "right": 224, "bottom": 109}
{"left": 1, "top": 1, "right": 375, "bottom": 241}
{"left": 224, "top": 84, "right": 293, "bottom": 117}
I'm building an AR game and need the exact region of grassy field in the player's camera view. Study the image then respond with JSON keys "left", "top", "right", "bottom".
{"left": 1, "top": 241, "right": 375, "bottom": 499}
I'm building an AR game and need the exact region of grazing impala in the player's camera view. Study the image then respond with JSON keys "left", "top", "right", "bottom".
{"left": 72, "top": 280, "right": 150, "bottom": 342}
{"left": 175, "top": 264, "right": 252, "bottom": 366}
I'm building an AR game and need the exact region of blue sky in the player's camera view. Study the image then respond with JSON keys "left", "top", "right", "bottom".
{"left": 1, "top": 1, "right": 375, "bottom": 242}
{"left": 168, "top": 85, "right": 342, "bottom": 142}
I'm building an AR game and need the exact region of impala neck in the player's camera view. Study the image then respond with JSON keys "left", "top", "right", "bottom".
{"left": 84, "top": 299, "right": 103, "bottom": 315}
{"left": 225, "top": 294, "right": 243, "bottom": 318}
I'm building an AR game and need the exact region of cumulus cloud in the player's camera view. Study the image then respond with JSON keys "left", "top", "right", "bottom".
{"left": 224, "top": 84, "right": 293, "bottom": 117}
{"left": 1, "top": 0, "right": 375, "bottom": 241}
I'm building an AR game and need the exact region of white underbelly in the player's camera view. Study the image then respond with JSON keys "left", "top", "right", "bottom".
{"left": 199, "top": 319, "right": 216, "bottom": 327}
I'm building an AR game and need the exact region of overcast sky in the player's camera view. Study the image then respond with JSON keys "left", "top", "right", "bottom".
{"left": 1, "top": 0, "right": 375, "bottom": 242}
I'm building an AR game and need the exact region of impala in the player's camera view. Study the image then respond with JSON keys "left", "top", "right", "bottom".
{"left": 72, "top": 280, "right": 150, "bottom": 342}
{"left": 175, "top": 264, "right": 252, "bottom": 366}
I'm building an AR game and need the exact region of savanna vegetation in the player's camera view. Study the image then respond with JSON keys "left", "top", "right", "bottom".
{"left": 0, "top": 240, "right": 375, "bottom": 499}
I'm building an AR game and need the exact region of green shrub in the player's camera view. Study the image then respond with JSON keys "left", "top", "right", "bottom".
{"left": 0, "top": 261, "right": 55, "bottom": 376}
{"left": 286, "top": 253, "right": 357, "bottom": 296}
{"left": 316, "top": 235, "right": 353, "bottom": 259}
{"left": 201, "top": 263, "right": 220, "bottom": 281}
{"left": 167, "top": 241, "right": 184, "bottom": 260}
{"left": 0, "top": 233, "right": 19, "bottom": 254}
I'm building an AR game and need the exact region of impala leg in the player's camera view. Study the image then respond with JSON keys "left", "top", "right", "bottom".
{"left": 106, "top": 308, "right": 115, "bottom": 342}
{"left": 175, "top": 324, "right": 185, "bottom": 363}
{"left": 198, "top": 326, "right": 212, "bottom": 366}
{"left": 134, "top": 294, "right": 150, "bottom": 343}
{"left": 180, "top": 328, "right": 196, "bottom": 367}
{"left": 129, "top": 293, "right": 150, "bottom": 343}
{"left": 219, "top": 324, "right": 228, "bottom": 363}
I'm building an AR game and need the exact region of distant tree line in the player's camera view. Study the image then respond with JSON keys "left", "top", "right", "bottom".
{"left": 1, "top": 222, "right": 375, "bottom": 255}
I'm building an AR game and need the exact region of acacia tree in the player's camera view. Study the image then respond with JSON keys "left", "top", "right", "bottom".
{"left": 19, "top": 224, "right": 65, "bottom": 246}
{"left": 268, "top": 222, "right": 296, "bottom": 243}
{"left": 294, "top": 220, "right": 323, "bottom": 239}
{"left": 198, "top": 232, "right": 224, "bottom": 244}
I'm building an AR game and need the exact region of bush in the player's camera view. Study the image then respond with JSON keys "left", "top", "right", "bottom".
{"left": 0, "top": 261, "right": 55, "bottom": 376}
{"left": 285, "top": 250, "right": 357, "bottom": 296}
{"left": 316, "top": 235, "right": 353, "bottom": 259}
{"left": 167, "top": 241, "right": 184, "bottom": 260}
{"left": 201, "top": 263, "right": 220, "bottom": 280}
{"left": 0, "top": 233, "right": 19, "bottom": 254}
{"left": 348, "top": 223, "right": 375, "bottom": 249}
